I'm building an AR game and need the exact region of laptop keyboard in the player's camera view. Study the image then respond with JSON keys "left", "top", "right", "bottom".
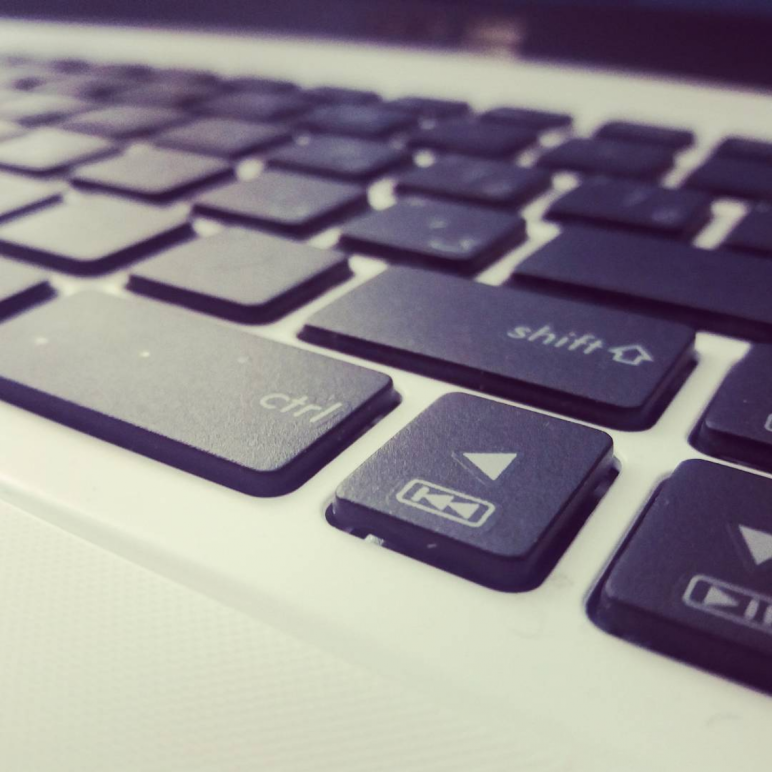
{"left": 0, "top": 53, "right": 770, "bottom": 694}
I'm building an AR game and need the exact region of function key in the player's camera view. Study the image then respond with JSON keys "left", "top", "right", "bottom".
{"left": 595, "top": 120, "right": 694, "bottom": 150}
{"left": 481, "top": 106, "right": 572, "bottom": 131}
{"left": 722, "top": 207, "right": 772, "bottom": 256}
{"left": 332, "top": 393, "right": 613, "bottom": 590}
{"left": 194, "top": 170, "right": 367, "bottom": 236}
{"left": 154, "top": 118, "right": 291, "bottom": 158}
{"left": 129, "top": 228, "right": 350, "bottom": 323}
{"left": 408, "top": 119, "right": 537, "bottom": 159}
{"left": 0, "top": 257, "right": 52, "bottom": 321}
{"left": 396, "top": 156, "right": 551, "bottom": 208}
{"left": 0, "top": 171, "right": 63, "bottom": 221}
{"left": 592, "top": 460, "right": 772, "bottom": 694}
{"left": 715, "top": 136, "right": 772, "bottom": 165}
{"left": 340, "top": 197, "right": 525, "bottom": 273}
{"left": 60, "top": 105, "right": 187, "bottom": 139}
{"left": 694, "top": 345, "right": 772, "bottom": 472}
{"left": 547, "top": 179, "right": 711, "bottom": 239}
{"left": 195, "top": 92, "right": 310, "bottom": 122}
{"left": 304, "top": 86, "right": 381, "bottom": 105}
{"left": 388, "top": 96, "right": 469, "bottom": 119}
{"left": 0, "top": 128, "right": 115, "bottom": 174}
{"left": 685, "top": 156, "right": 772, "bottom": 202}
{"left": 537, "top": 138, "right": 674, "bottom": 180}
{"left": 0, "top": 94, "right": 92, "bottom": 126}
{"left": 302, "top": 104, "right": 415, "bottom": 138}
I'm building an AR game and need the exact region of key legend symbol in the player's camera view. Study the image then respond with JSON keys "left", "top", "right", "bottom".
{"left": 396, "top": 479, "right": 495, "bottom": 527}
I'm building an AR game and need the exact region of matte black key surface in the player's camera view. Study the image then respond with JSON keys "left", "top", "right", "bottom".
{"left": 196, "top": 92, "right": 310, "bottom": 122}
{"left": 0, "top": 292, "right": 396, "bottom": 496}
{"left": 0, "top": 128, "right": 115, "bottom": 174}
{"left": 388, "top": 97, "right": 469, "bottom": 119}
{"left": 194, "top": 171, "right": 367, "bottom": 236}
{"left": 305, "top": 87, "right": 380, "bottom": 105}
{"left": 408, "top": 120, "right": 537, "bottom": 159}
{"left": 515, "top": 227, "right": 772, "bottom": 340}
{"left": 716, "top": 136, "right": 772, "bottom": 165}
{"left": 0, "top": 172, "right": 63, "bottom": 221}
{"left": 60, "top": 106, "right": 186, "bottom": 139}
{"left": 547, "top": 179, "right": 711, "bottom": 238}
{"left": 129, "top": 228, "right": 351, "bottom": 323}
{"left": 481, "top": 107, "right": 572, "bottom": 130}
{"left": 268, "top": 136, "right": 409, "bottom": 181}
{"left": 339, "top": 198, "right": 525, "bottom": 273}
{"left": 332, "top": 393, "right": 613, "bottom": 590}
{"left": 301, "top": 266, "right": 695, "bottom": 428}
{"left": 303, "top": 105, "right": 415, "bottom": 138}
{"left": 0, "top": 94, "right": 92, "bottom": 126}
{"left": 0, "top": 196, "right": 190, "bottom": 274}
{"left": 723, "top": 208, "right": 772, "bottom": 256}
{"left": 685, "top": 156, "right": 772, "bottom": 202}
{"left": 0, "top": 257, "right": 52, "bottom": 320}
{"left": 396, "top": 156, "right": 551, "bottom": 208}
{"left": 593, "top": 460, "right": 772, "bottom": 694}
{"left": 595, "top": 121, "right": 694, "bottom": 150}
{"left": 694, "top": 346, "right": 772, "bottom": 472}
{"left": 155, "top": 118, "right": 291, "bottom": 158}
{"left": 537, "top": 138, "right": 674, "bottom": 180}
{"left": 73, "top": 147, "right": 232, "bottom": 202}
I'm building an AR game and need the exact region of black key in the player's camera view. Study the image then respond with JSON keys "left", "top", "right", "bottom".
{"left": 537, "top": 138, "right": 674, "bottom": 180}
{"left": 547, "top": 179, "right": 711, "bottom": 238}
{"left": 0, "top": 172, "right": 63, "bottom": 221}
{"left": 715, "top": 136, "right": 772, "bottom": 165}
{"left": 301, "top": 266, "right": 695, "bottom": 428}
{"left": 0, "top": 292, "right": 396, "bottom": 496}
{"left": 388, "top": 96, "right": 469, "bottom": 119}
{"left": 685, "top": 156, "right": 772, "bottom": 202}
{"left": 72, "top": 147, "right": 232, "bottom": 202}
{"left": 481, "top": 107, "right": 572, "bottom": 131}
{"left": 0, "top": 257, "right": 52, "bottom": 321}
{"left": 129, "top": 228, "right": 350, "bottom": 323}
{"left": 303, "top": 105, "right": 415, "bottom": 138}
{"left": 595, "top": 121, "right": 694, "bottom": 150}
{"left": 0, "top": 196, "right": 191, "bottom": 275}
{"left": 408, "top": 120, "right": 537, "bottom": 159}
{"left": 89, "top": 63, "right": 154, "bottom": 80}
{"left": 515, "top": 227, "right": 772, "bottom": 340}
{"left": 396, "top": 156, "right": 551, "bottom": 208}
{"left": 340, "top": 198, "right": 525, "bottom": 273}
{"left": 196, "top": 92, "right": 310, "bottom": 122}
{"left": 0, "top": 94, "right": 92, "bottom": 126}
{"left": 332, "top": 393, "right": 613, "bottom": 590}
{"left": 116, "top": 80, "right": 219, "bottom": 108}
{"left": 0, "top": 128, "right": 115, "bottom": 174}
{"left": 154, "top": 118, "right": 291, "bottom": 158}
{"left": 267, "top": 136, "right": 409, "bottom": 181}
{"left": 592, "top": 460, "right": 772, "bottom": 694}
{"left": 34, "top": 74, "right": 134, "bottom": 100}
{"left": 723, "top": 208, "right": 772, "bottom": 256}
{"left": 225, "top": 76, "right": 298, "bottom": 93}
{"left": 60, "top": 105, "right": 187, "bottom": 139}
{"left": 194, "top": 170, "right": 367, "bottom": 236}
{"left": 694, "top": 345, "right": 772, "bottom": 472}
{"left": 305, "top": 86, "right": 380, "bottom": 105}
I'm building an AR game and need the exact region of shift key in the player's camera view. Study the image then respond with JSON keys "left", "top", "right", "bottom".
{"left": 301, "top": 267, "right": 695, "bottom": 429}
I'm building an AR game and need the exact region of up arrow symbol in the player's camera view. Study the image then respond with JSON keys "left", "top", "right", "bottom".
{"left": 738, "top": 525, "right": 772, "bottom": 568}
{"left": 462, "top": 452, "right": 517, "bottom": 481}
{"left": 607, "top": 344, "right": 655, "bottom": 366}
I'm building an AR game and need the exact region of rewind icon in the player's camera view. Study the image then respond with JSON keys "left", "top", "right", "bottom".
{"left": 396, "top": 479, "right": 496, "bottom": 527}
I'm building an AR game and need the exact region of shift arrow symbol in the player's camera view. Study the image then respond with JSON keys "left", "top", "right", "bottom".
{"left": 462, "top": 452, "right": 517, "bottom": 481}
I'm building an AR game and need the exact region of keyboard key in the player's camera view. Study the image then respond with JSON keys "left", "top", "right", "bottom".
{"left": 388, "top": 96, "right": 469, "bottom": 119}
{"left": 34, "top": 74, "right": 133, "bottom": 100}
{"left": 0, "top": 196, "right": 191, "bottom": 274}
{"left": 305, "top": 86, "right": 380, "bottom": 105}
{"left": 72, "top": 147, "right": 232, "bottom": 202}
{"left": 196, "top": 92, "right": 310, "bottom": 121}
{"left": 154, "top": 118, "right": 291, "bottom": 158}
{"left": 408, "top": 120, "right": 537, "bottom": 158}
{"left": 301, "top": 266, "right": 695, "bottom": 428}
{"left": 89, "top": 62, "right": 154, "bottom": 80}
{"left": 515, "top": 227, "right": 772, "bottom": 340}
{"left": 332, "top": 393, "right": 613, "bottom": 590}
{"left": 722, "top": 208, "right": 772, "bottom": 256}
{"left": 715, "top": 136, "right": 772, "bottom": 165}
{"left": 129, "top": 228, "right": 350, "bottom": 322}
{"left": 547, "top": 179, "right": 711, "bottom": 238}
{"left": 0, "top": 172, "right": 63, "bottom": 221}
{"left": 0, "top": 257, "right": 52, "bottom": 320}
{"left": 0, "top": 128, "right": 115, "bottom": 174}
{"left": 592, "top": 460, "right": 772, "bottom": 694}
{"left": 340, "top": 198, "right": 525, "bottom": 273}
{"left": 116, "top": 80, "right": 219, "bottom": 108}
{"left": 0, "top": 291, "right": 396, "bottom": 496}
{"left": 685, "top": 156, "right": 772, "bottom": 202}
{"left": 481, "top": 107, "right": 572, "bottom": 130}
{"left": 267, "top": 136, "right": 409, "bottom": 181}
{"left": 60, "top": 105, "right": 187, "bottom": 139}
{"left": 0, "top": 94, "right": 92, "bottom": 126}
{"left": 694, "top": 345, "right": 772, "bottom": 472}
{"left": 303, "top": 105, "right": 415, "bottom": 138}
{"left": 396, "top": 156, "right": 551, "bottom": 208}
{"left": 194, "top": 171, "right": 367, "bottom": 236}
{"left": 595, "top": 121, "right": 694, "bottom": 150}
{"left": 537, "top": 138, "right": 674, "bottom": 180}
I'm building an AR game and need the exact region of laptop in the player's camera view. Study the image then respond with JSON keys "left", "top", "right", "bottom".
{"left": 0, "top": 2, "right": 770, "bottom": 770}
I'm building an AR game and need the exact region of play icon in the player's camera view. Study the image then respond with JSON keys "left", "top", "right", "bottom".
{"left": 462, "top": 452, "right": 517, "bottom": 481}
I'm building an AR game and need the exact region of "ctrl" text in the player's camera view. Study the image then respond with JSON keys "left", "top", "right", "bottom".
{"left": 259, "top": 393, "right": 344, "bottom": 424}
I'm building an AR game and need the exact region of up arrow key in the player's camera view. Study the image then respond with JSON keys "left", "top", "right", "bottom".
{"left": 462, "top": 452, "right": 517, "bottom": 481}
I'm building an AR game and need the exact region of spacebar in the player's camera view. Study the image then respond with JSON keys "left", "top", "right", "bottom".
{"left": 514, "top": 226, "right": 772, "bottom": 340}
{"left": 0, "top": 292, "right": 396, "bottom": 496}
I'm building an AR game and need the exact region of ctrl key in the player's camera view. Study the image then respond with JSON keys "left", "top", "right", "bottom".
{"left": 591, "top": 460, "right": 772, "bottom": 693}
{"left": 331, "top": 393, "right": 615, "bottom": 590}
